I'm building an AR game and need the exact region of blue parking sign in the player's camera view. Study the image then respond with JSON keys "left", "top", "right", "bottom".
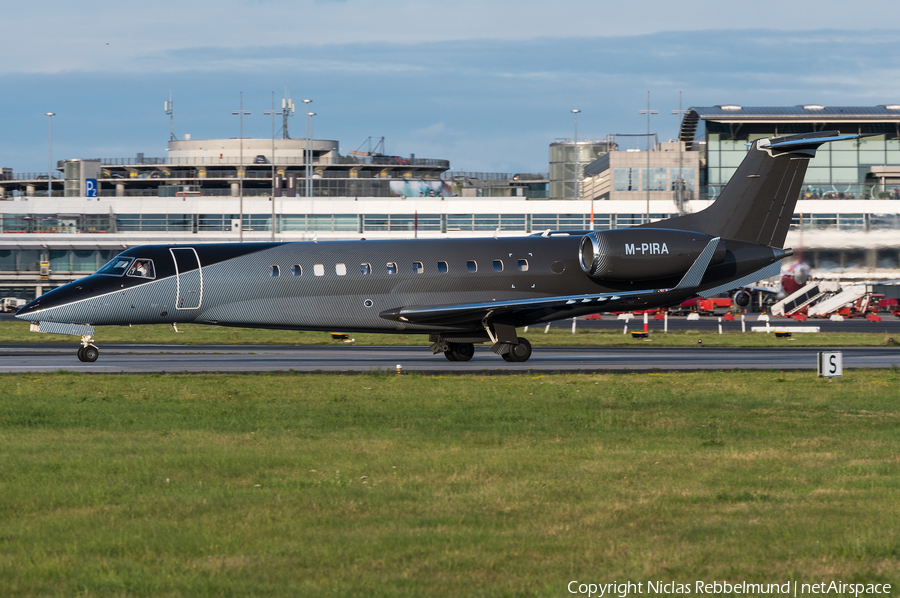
{"left": 85, "top": 178, "right": 97, "bottom": 198}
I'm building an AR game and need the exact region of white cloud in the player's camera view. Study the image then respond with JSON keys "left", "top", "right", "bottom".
{"left": 4, "top": 0, "right": 900, "bottom": 75}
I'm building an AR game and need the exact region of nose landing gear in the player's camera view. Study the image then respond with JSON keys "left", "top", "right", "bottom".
{"left": 77, "top": 334, "right": 99, "bottom": 362}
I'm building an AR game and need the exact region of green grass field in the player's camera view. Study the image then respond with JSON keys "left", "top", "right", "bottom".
{"left": 1, "top": 370, "right": 899, "bottom": 596}
{"left": 1, "top": 320, "right": 898, "bottom": 348}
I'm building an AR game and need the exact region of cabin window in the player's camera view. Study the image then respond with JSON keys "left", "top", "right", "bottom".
{"left": 467, "top": 260, "right": 477, "bottom": 272}
{"left": 437, "top": 261, "right": 448, "bottom": 273}
{"left": 412, "top": 262, "right": 424, "bottom": 274}
{"left": 493, "top": 260, "right": 503, "bottom": 272}
{"left": 314, "top": 264, "right": 325, "bottom": 276}
{"left": 291, "top": 265, "right": 302, "bottom": 276}
{"left": 360, "top": 263, "right": 371, "bottom": 275}
{"left": 270, "top": 265, "right": 280, "bottom": 277}
{"left": 335, "top": 263, "right": 347, "bottom": 276}
{"left": 126, "top": 259, "right": 156, "bottom": 279}
{"left": 386, "top": 262, "right": 398, "bottom": 274}
{"left": 518, "top": 259, "right": 528, "bottom": 272}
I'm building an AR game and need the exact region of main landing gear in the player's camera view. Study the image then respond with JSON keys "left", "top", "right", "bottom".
{"left": 432, "top": 335, "right": 533, "bottom": 363}
{"left": 77, "top": 334, "right": 99, "bottom": 362}
{"left": 444, "top": 342, "right": 475, "bottom": 362}
{"left": 501, "top": 337, "right": 532, "bottom": 363}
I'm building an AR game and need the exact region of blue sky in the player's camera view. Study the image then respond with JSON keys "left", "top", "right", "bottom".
{"left": 3, "top": 0, "right": 900, "bottom": 174}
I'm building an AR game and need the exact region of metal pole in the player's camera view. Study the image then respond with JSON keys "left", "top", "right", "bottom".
{"left": 264, "top": 92, "right": 283, "bottom": 243}
{"left": 571, "top": 109, "right": 580, "bottom": 201}
{"left": 303, "top": 99, "right": 312, "bottom": 197}
{"left": 232, "top": 93, "right": 251, "bottom": 242}
{"left": 46, "top": 112, "right": 55, "bottom": 197}
{"left": 309, "top": 112, "right": 316, "bottom": 199}
{"left": 272, "top": 92, "right": 275, "bottom": 242}
{"left": 240, "top": 93, "right": 243, "bottom": 243}
{"left": 639, "top": 92, "right": 657, "bottom": 224}
{"left": 672, "top": 91, "right": 688, "bottom": 212}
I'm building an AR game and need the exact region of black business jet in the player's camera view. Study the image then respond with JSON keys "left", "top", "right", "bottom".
{"left": 17, "top": 131, "right": 862, "bottom": 362}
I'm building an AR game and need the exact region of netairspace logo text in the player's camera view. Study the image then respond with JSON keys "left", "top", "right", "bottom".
{"left": 567, "top": 580, "right": 892, "bottom": 597}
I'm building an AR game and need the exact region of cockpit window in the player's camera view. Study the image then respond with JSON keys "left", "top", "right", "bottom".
{"left": 126, "top": 259, "right": 156, "bottom": 279}
{"left": 97, "top": 257, "right": 134, "bottom": 277}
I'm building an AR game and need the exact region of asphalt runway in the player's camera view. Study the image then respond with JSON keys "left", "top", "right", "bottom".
{"left": 3, "top": 312, "right": 899, "bottom": 334}
{"left": 0, "top": 344, "right": 897, "bottom": 373}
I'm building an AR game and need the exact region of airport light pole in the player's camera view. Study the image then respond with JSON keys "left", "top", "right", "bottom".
{"left": 308, "top": 112, "right": 316, "bottom": 199}
{"left": 264, "top": 91, "right": 284, "bottom": 242}
{"left": 232, "top": 92, "right": 250, "bottom": 243}
{"left": 671, "top": 90, "right": 688, "bottom": 214}
{"left": 46, "top": 112, "right": 55, "bottom": 197}
{"left": 639, "top": 92, "right": 657, "bottom": 224}
{"left": 303, "top": 99, "right": 312, "bottom": 197}
{"left": 571, "top": 109, "right": 580, "bottom": 201}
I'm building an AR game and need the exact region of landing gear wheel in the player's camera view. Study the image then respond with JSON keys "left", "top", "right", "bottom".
{"left": 445, "top": 342, "right": 475, "bottom": 362}
{"left": 81, "top": 345, "right": 99, "bottom": 363}
{"left": 502, "top": 337, "right": 532, "bottom": 363}
{"left": 77, "top": 346, "right": 86, "bottom": 362}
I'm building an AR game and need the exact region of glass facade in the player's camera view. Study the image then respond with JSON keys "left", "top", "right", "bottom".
{"left": 703, "top": 121, "right": 900, "bottom": 199}
{"left": 613, "top": 167, "right": 695, "bottom": 192}
{"left": 1, "top": 249, "right": 118, "bottom": 273}
{"left": 549, "top": 141, "right": 614, "bottom": 199}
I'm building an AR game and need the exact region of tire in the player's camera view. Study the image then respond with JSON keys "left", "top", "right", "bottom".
{"left": 76, "top": 346, "right": 86, "bottom": 362}
{"left": 504, "top": 337, "right": 532, "bottom": 363}
{"left": 447, "top": 342, "right": 474, "bottom": 362}
{"left": 82, "top": 345, "right": 99, "bottom": 362}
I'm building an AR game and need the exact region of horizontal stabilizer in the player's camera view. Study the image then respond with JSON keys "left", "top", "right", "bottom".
{"left": 762, "top": 133, "right": 875, "bottom": 153}
{"left": 698, "top": 262, "right": 781, "bottom": 298}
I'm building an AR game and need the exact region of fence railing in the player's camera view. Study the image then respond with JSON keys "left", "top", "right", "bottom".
{"left": 3, "top": 173, "right": 62, "bottom": 181}
{"left": 91, "top": 156, "right": 450, "bottom": 168}
{"left": 701, "top": 183, "right": 900, "bottom": 201}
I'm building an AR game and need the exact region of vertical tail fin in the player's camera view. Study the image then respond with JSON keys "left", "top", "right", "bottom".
{"left": 648, "top": 131, "right": 866, "bottom": 247}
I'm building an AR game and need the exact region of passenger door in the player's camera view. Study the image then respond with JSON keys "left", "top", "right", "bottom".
{"left": 170, "top": 247, "right": 203, "bottom": 310}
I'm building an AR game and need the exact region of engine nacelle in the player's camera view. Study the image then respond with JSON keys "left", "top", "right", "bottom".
{"left": 579, "top": 228, "right": 724, "bottom": 281}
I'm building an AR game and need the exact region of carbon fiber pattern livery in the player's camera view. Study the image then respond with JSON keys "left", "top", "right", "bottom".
{"left": 38, "top": 322, "right": 95, "bottom": 336}
{"left": 18, "top": 234, "right": 787, "bottom": 334}
{"left": 19, "top": 130, "right": 866, "bottom": 361}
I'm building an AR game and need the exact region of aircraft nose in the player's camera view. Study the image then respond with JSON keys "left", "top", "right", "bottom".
{"left": 16, "top": 298, "right": 45, "bottom": 322}
{"left": 15, "top": 283, "right": 82, "bottom": 323}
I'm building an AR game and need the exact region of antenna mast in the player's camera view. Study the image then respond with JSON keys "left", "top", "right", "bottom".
{"left": 164, "top": 91, "right": 175, "bottom": 141}
{"left": 281, "top": 88, "right": 295, "bottom": 139}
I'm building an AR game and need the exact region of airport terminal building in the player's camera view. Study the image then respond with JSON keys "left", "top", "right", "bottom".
{"left": 0, "top": 137, "right": 451, "bottom": 200}
{"left": 680, "top": 105, "right": 900, "bottom": 198}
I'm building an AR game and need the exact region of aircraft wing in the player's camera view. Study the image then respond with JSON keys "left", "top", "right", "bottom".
{"left": 381, "top": 237, "right": 720, "bottom": 325}
{"left": 379, "top": 287, "right": 663, "bottom": 324}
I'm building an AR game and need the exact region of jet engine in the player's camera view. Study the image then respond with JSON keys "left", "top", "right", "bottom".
{"left": 579, "top": 229, "right": 725, "bottom": 282}
{"left": 733, "top": 289, "right": 753, "bottom": 308}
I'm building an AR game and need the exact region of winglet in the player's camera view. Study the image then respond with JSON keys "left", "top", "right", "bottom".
{"left": 673, "top": 237, "right": 720, "bottom": 290}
